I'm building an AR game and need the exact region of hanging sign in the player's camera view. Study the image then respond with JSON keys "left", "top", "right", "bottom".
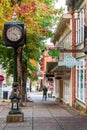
{"left": 48, "top": 50, "right": 60, "bottom": 57}
{"left": 58, "top": 55, "right": 82, "bottom": 68}
{"left": 0, "top": 75, "right": 4, "bottom": 82}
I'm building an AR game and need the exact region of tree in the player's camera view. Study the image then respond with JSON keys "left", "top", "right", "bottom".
{"left": 0, "top": 0, "right": 64, "bottom": 103}
{"left": 14, "top": 0, "right": 57, "bottom": 102}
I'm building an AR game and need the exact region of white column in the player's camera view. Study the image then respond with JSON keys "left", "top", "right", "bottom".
{"left": 53, "top": 79, "right": 59, "bottom": 98}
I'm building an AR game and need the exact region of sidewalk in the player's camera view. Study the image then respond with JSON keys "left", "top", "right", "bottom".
{"left": 0, "top": 92, "right": 87, "bottom": 130}
{"left": 0, "top": 102, "right": 9, "bottom": 113}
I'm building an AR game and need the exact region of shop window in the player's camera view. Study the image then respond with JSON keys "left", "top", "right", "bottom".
{"left": 76, "top": 58, "right": 86, "bottom": 103}
{"left": 76, "top": 8, "right": 85, "bottom": 45}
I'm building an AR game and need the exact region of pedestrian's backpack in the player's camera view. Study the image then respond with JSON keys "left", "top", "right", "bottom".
{"left": 44, "top": 86, "right": 47, "bottom": 93}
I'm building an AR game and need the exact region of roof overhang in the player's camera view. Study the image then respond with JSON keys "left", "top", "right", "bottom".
{"left": 65, "top": 0, "right": 83, "bottom": 9}
{"left": 51, "top": 17, "right": 70, "bottom": 44}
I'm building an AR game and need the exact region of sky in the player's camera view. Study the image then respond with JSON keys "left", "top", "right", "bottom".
{"left": 55, "top": 0, "right": 66, "bottom": 9}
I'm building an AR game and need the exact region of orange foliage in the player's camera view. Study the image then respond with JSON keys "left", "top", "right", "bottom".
{"left": 0, "top": 0, "right": 58, "bottom": 36}
{"left": 29, "top": 59, "right": 38, "bottom": 67}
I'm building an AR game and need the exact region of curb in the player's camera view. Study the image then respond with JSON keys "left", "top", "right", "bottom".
{"left": 0, "top": 100, "right": 10, "bottom": 103}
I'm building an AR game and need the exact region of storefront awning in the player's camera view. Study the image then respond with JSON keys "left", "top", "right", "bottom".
{"left": 46, "top": 62, "right": 58, "bottom": 73}
{"left": 50, "top": 65, "right": 71, "bottom": 73}
{"left": 46, "top": 62, "right": 71, "bottom": 73}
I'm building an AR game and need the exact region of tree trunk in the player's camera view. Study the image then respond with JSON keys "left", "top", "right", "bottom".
{"left": 17, "top": 48, "right": 27, "bottom": 105}
{"left": 30, "top": 80, "right": 32, "bottom": 92}
{"left": 22, "top": 60, "right": 27, "bottom": 102}
{"left": 17, "top": 47, "right": 24, "bottom": 106}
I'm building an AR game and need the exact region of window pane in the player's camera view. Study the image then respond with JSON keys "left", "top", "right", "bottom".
{"left": 76, "top": 8, "right": 85, "bottom": 44}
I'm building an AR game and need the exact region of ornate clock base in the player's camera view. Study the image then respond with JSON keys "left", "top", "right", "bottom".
{"left": 6, "top": 113, "right": 24, "bottom": 123}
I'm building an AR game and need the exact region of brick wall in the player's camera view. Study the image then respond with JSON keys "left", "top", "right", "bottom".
{"left": 85, "top": 0, "right": 87, "bottom": 113}
{"left": 72, "top": 14, "right": 76, "bottom": 106}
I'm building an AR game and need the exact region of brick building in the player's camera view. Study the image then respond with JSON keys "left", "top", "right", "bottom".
{"left": 39, "top": 46, "right": 55, "bottom": 90}
{"left": 45, "top": 0, "right": 87, "bottom": 113}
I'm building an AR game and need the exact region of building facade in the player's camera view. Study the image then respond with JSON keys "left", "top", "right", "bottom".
{"left": 66, "top": 0, "right": 86, "bottom": 112}
{"left": 39, "top": 46, "right": 55, "bottom": 90}
{"left": 49, "top": 0, "right": 87, "bottom": 113}
{"left": 51, "top": 15, "right": 72, "bottom": 104}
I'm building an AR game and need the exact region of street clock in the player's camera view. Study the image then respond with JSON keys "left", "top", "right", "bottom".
{"left": 3, "top": 22, "right": 26, "bottom": 48}
{"left": 6, "top": 25, "right": 23, "bottom": 42}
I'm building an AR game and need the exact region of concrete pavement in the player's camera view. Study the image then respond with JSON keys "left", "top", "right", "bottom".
{"left": 0, "top": 91, "right": 87, "bottom": 130}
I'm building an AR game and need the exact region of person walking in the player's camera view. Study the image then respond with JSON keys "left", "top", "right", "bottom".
{"left": 43, "top": 85, "right": 48, "bottom": 100}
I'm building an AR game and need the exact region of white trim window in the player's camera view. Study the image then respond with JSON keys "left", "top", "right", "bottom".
{"left": 76, "top": 58, "right": 86, "bottom": 103}
{"left": 76, "top": 8, "right": 85, "bottom": 45}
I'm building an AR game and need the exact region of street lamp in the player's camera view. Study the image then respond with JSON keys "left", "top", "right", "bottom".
{"left": 3, "top": 12, "right": 26, "bottom": 122}
{"left": 74, "top": 10, "right": 80, "bottom": 19}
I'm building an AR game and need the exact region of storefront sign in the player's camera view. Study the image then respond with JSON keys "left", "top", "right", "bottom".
{"left": 58, "top": 55, "right": 82, "bottom": 68}
{"left": 38, "top": 76, "right": 43, "bottom": 79}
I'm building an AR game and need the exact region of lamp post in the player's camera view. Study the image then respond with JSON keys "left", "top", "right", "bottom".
{"left": 3, "top": 12, "right": 26, "bottom": 122}
{"left": 9, "top": 46, "right": 21, "bottom": 114}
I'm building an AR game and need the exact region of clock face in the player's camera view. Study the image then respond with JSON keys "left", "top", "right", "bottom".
{"left": 6, "top": 26, "right": 23, "bottom": 42}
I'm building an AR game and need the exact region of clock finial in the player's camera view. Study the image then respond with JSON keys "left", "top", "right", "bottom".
{"left": 12, "top": 12, "right": 17, "bottom": 22}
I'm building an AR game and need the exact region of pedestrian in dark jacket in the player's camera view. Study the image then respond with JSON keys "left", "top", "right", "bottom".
{"left": 43, "top": 85, "right": 48, "bottom": 100}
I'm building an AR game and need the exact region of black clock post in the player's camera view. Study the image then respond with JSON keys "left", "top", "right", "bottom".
{"left": 3, "top": 12, "right": 26, "bottom": 122}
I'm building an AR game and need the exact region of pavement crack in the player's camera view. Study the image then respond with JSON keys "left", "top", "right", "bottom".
{"left": 32, "top": 105, "right": 34, "bottom": 130}
{"left": 45, "top": 104, "right": 64, "bottom": 130}
{"left": 0, "top": 123, "right": 7, "bottom": 130}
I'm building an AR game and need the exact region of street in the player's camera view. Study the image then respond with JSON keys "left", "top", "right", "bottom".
{"left": 0, "top": 91, "right": 87, "bottom": 130}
